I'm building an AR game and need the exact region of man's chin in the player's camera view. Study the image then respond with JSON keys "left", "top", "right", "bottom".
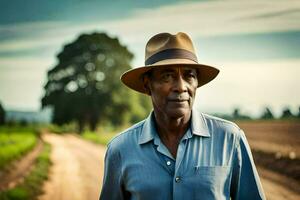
{"left": 166, "top": 108, "right": 191, "bottom": 119}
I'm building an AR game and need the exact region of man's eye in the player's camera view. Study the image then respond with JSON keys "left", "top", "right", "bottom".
{"left": 185, "top": 73, "right": 196, "bottom": 79}
{"left": 161, "top": 73, "right": 173, "bottom": 81}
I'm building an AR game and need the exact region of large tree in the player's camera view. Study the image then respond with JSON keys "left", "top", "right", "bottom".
{"left": 42, "top": 32, "right": 151, "bottom": 132}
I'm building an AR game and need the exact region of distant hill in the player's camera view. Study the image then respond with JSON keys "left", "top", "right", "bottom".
{"left": 6, "top": 108, "right": 52, "bottom": 123}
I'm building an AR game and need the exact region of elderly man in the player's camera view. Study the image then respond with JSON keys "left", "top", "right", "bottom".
{"left": 100, "top": 32, "right": 265, "bottom": 200}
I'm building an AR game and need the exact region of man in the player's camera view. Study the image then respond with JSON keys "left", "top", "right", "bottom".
{"left": 100, "top": 32, "right": 265, "bottom": 200}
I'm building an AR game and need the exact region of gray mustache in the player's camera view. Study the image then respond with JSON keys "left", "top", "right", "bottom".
{"left": 168, "top": 94, "right": 190, "bottom": 101}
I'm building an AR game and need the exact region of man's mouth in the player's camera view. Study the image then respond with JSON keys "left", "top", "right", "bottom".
{"left": 168, "top": 95, "right": 190, "bottom": 102}
{"left": 168, "top": 99, "right": 188, "bottom": 102}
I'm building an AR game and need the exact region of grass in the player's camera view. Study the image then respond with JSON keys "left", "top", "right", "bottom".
{"left": 80, "top": 124, "right": 132, "bottom": 145}
{"left": 0, "top": 132, "right": 37, "bottom": 169}
{"left": 82, "top": 131, "right": 117, "bottom": 145}
{"left": 0, "top": 143, "right": 52, "bottom": 200}
{"left": 46, "top": 123, "right": 77, "bottom": 134}
{"left": 0, "top": 125, "right": 42, "bottom": 135}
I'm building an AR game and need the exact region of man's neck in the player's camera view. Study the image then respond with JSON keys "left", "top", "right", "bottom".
{"left": 152, "top": 110, "right": 191, "bottom": 158}
{"left": 153, "top": 111, "right": 191, "bottom": 142}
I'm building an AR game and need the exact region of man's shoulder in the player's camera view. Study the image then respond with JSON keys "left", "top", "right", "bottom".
{"left": 201, "top": 113, "right": 242, "bottom": 135}
{"left": 107, "top": 120, "right": 145, "bottom": 149}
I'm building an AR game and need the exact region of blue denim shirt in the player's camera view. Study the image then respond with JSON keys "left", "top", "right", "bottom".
{"left": 100, "top": 110, "right": 265, "bottom": 200}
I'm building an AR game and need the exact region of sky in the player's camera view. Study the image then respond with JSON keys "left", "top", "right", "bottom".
{"left": 0, "top": 0, "right": 300, "bottom": 117}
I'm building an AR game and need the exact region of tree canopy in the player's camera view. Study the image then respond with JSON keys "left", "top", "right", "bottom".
{"left": 280, "top": 107, "right": 294, "bottom": 119}
{"left": 260, "top": 107, "right": 274, "bottom": 119}
{"left": 232, "top": 108, "right": 251, "bottom": 120}
{"left": 42, "top": 32, "right": 151, "bottom": 132}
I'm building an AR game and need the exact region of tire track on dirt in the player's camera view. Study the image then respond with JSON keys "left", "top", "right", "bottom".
{"left": 38, "top": 133, "right": 105, "bottom": 200}
{"left": 258, "top": 166, "right": 300, "bottom": 200}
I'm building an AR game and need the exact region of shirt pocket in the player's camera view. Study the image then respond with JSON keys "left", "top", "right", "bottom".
{"left": 190, "top": 166, "right": 231, "bottom": 199}
{"left": 194, "top": 165, "right": 230, "bottom": 176}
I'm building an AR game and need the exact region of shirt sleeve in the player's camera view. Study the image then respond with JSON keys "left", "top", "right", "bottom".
{"left": 99, "top": 144, "right": 125, "bottom": 200}
{"left": 230, "top": 129, "right": 266, "bottom": 200}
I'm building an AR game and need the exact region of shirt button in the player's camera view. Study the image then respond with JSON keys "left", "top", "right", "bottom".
{"left": 166, "top": 161, "right": 171, "bottom": 166}
{"left": 175, "top": 176, "right": 181, "bottom": 183}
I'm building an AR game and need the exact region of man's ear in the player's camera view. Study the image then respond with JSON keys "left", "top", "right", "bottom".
{"left": 142, "top": 75, "right": 151, "bottom": 95}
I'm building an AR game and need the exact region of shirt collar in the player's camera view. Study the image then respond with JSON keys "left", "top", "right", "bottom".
{"left": 190, "top": 109, "right": 210, "bottom": 137}
{"left": 138, "top": 112, "right": 156, "bottom": 144}
{"left": 138, "top": 109, "right": 210, "bottom": 145}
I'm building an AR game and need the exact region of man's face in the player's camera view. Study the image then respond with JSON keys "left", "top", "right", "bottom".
{"left": 145, "top": 66, "right": 198, "bottom": 119}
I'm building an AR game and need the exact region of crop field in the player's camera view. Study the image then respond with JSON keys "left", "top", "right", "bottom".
{"left": 237, "top": 121, "right": 300, "bottom": 183}
{"left": 0, "top": 130, "right": 37, "bottom": 169}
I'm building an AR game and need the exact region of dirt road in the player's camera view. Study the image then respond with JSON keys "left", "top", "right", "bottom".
{"left": 39, "top": 133, "right": 106, "bottom": 200}
{"left": 39, "top": 133, "right": 300, "bottom": 200}
{"left": 258, "top": 167, "right": 300, "bottom": 200}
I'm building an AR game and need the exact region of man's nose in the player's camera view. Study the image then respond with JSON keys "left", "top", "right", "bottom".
{"left": 173, "top": 75, "right": 187, "bottom": 93}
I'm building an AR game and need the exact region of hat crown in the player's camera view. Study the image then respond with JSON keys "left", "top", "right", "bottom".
{"left": 145, "top": 32, "right": 196, "bottom": 60}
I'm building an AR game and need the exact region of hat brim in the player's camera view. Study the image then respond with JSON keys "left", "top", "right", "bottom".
{"left": 120, "top": 62, "right": 219, "bottom": 94}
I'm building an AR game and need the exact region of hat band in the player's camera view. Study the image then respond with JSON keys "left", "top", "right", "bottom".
{"left": 145, "top": 48, "right": 198, "bottom": 65}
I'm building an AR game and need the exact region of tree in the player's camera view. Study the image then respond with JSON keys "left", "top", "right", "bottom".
{"left": 42, "top": 32, "right": 151, "bottom": 132}
{"left": 232, "top": 108, "right": 251, "bottom": 120}
{"left": 260, "top": 107, "right": 274, "bottom": 120}
{"left": 0, "top": 101, "right": 5, "bottom": 125}
{"left": 232, "top": 108, "right": 240, "bottom": 119}
{"left": 280, "top": 107, "right": 294, "bottom": 119}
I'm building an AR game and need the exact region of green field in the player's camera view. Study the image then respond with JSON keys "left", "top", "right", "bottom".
{"left": 0, "top": 143, "right": 51, "bottom": 200}
{"left": 0, "top": 128, "right": 38, "bottom": 169}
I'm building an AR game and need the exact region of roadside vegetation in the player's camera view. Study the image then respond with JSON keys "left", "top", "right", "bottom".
{"left": 45, "top": 122, "right": 121, "bottom": 145}
{"left": 0, "top": 124, "right": 52, "bottom": 200}
{"left": 0, "top": 127, "right": 38, "bottom": 169}
{"left": 0, "top": 143, "right": 51, "bottom": 200}
{"left": 82, "top": 131, "right": 117, "bottom": 145}
{"left": 46, "top": 123, "right": 77, "bottom": 134}
{"left": 81, "top": 124, "right": 128, "bottom": 145}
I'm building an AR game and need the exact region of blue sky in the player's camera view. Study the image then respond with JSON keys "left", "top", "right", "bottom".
{"left": 0, "top": 0, "right": 300, "bottom": 117}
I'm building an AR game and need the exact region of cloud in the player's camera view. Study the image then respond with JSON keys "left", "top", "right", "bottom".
{"left": 100, "top": 0, "right": 300, "bottom": 37}
{"left": 0, "top": 0, "right": 299, "bottom": 60}
{"left": 195, "top": 58, "right": 300, "bottom": 117}
{"left": 241, "top": 8, "right": 300, "bottom": 20}
{"left": 0, "top": 21, "right": 72, "bottom": 56}
{"left": 0, "top": 38, "right": 58, "bottom": 54}
{"left": 0, "top": 56, "right": 54, "bottom": 69}
{"left": 0, "top": 21, "right": 68, "bottom": 33}
{"left": 0, "top": 56, "right": 54, "bottom": 110}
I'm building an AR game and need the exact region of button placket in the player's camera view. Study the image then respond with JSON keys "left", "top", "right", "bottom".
{"left": 174, "top": 137, "right": 188, "bottom": 175}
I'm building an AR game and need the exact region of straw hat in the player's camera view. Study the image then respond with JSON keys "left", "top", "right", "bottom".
{"left": 121, "top": 32, "right": 219, "bottom": 94}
